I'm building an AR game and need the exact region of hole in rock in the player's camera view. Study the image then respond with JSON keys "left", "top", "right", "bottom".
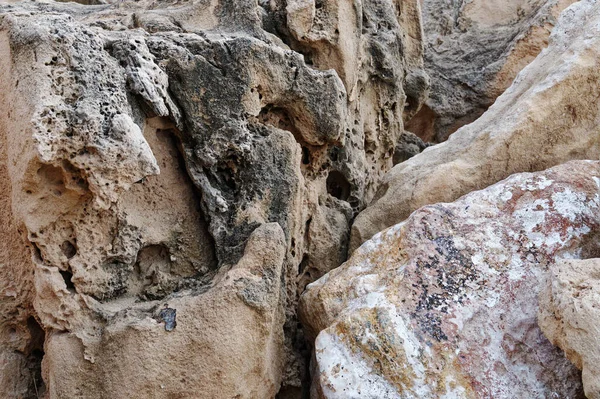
{"left": 302, "top": 147, "right": 311, "bottom": 165}
{"left": 37, "top": 164, "right": 65, "bottom": 188}
{"left": 31, "top": 243, "right": 44, "bottom": 263}
{"left": 215, "top": 166, "right": 237, "bottom": 192}
{"left": 59, "top": 269, "right": 76, "bottom": 292}
{"left": 60, "top": 240, "right": 77, "bottom": 259}
{"left": 25, "top": 316, "right": 46, "bottom": 399}
{"left": 326, "top": 170, "right": 351, "bottom": 201}
{"left": 298, "top": 254, "right": 309, "bottom": 274}
{"left": 258, "top": 105, "right": 309, "bottom": 148}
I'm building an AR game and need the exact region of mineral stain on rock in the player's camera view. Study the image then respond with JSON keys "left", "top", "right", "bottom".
{"left": 301, "top": 160, "right": 599, "bottom": 398}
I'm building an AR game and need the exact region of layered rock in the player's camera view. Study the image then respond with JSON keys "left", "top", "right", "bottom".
{"left": 351, "top": 0, "right": 600, "bottom": 253}
{"left": 301, "top": 160, "right": 600, "bottom": 398}
{"left": 539, "top": 258, "right": 600, "bottom": 399}
{"left": 408, "top": 0, "right": 576, "bottom": 143}
{"left": 0, "top": 0, "right": 427, "bottom": 397}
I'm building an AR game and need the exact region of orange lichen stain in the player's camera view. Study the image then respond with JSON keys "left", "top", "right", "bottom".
{"left": 429, "top": 347, "right": 477, "bottom": 398}
{"left": 333, "top": 305, "right": 478, "bottom": 398}
{"left": 361, "top": 226, "right": 409, "bottom": 276}
{"left": 334, "top": 308, "right": 418, "bottom": 395}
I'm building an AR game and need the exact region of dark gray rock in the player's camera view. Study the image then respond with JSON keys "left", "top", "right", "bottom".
{"left": 393, "top": 131, "right": 429, "bottom": 164}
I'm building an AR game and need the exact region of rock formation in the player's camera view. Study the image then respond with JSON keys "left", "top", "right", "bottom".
{"left": 351, "top": 0, "right": 600, "bottom": 253}
{"left": 408, "top": 0, "right": 576, "bottom": 142}
{"left": 2, "top": 0, "right": 600, "bottom": 397}
{"left": 0, "top": 0, "right": 428, "bottom": 397}
{"left": 539, "top": 258, "right": 600, "bottom": 399}
{"left": 392, "top": 131, "right": 428, "bottom": 165}
{"left": 301, "top": 160, "right": 599, "bottom": 398}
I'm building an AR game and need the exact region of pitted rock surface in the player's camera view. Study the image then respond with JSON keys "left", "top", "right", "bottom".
{"left": 0, "top": 0, "right": 427, "bottom": 397}
{"left": 408, "top": 0, "right": 576, "bottom": 143}
{"left": 539, "top": 258, "right": 600, "bottom": 399}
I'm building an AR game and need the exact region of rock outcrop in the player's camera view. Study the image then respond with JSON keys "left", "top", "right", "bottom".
{"left": 351, "top": 0, "right": 600, "bottom": 253}
{"left": 300, "top": 160, "right": 599, "bottom": 398}
{"left": 539, "top": 258, "right": 600, "bottom": 399}
{"left": 0, "top": 0, "right": 428, "bottom": 397}
{"left": 408, "top": 0, "right": 576, "bottom": 143}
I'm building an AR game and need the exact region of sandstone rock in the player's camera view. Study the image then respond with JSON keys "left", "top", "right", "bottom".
{"left": 44, "top": 222, "right": 287, "bottom": 398}
{"left": 0, "top": 0, "right": 427, "bottom": 396}
{"left": 539, "top": 258, "right": 600, "bottom": 399}
{"left": 301, "top": 161, "right": 600, "bottom": 398}
{"left": 408, "top": 0, "right": 576, "bottom": 143}
{"left": 351, "top": 0, "right": 600, "bottom": 253}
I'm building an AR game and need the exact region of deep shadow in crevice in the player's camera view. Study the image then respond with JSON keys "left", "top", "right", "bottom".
{"left": 59, "top": 268, "right": 76, "bottom": 292}
{"left": 326, "top": 170, "right": 350, "bottom": 201}
{"left": 60, "top": 240, "right": 77, "bottom": 259}
{"left": 24, "top": 316, "right": 46, "bottom": 399}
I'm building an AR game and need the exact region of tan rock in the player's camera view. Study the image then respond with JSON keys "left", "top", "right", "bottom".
{"left": 44, "top": 222, "right": 287, "bottom": 399}
{"left": 301, "top": 160, "right": 599, "bottom": 398}
{"left": 408, "top": 0, "right": 576, "bottom": 142}
{"left": 0, "top": 0, "right": 427, "bottom": 396}
{"left": 351, "top": 0, "right": 600, "bottom": 253}
{"left": 539, "top": 258, "right": 600, "bottom": 399}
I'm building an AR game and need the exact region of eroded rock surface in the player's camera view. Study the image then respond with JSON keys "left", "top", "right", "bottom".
{"left": 407, "top": 0, "right": 575, "bottom": 142}
{"left": 351, "top": 0, "right": 600, "bottom": 253}
{"left": 392, "top": 131, "right": 428, "bottom": 164}
{"left": 539, "top": 258, "right": 600, "bottom": 399}
{"left": 300, "top": 161, "right": 599, "bottom": 398}
{"left": 0, "top": 0, "right": 427, "bottom": 397}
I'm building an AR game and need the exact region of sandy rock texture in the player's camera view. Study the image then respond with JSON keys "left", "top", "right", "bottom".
{"left": 0, "top": 0, "right": 427, "bottom": 397}
{"left": 350, "top": 0, "right": 600, "bottom": 253}
{"left": 407, "top": 0, "right": 576, "bottom": 143}
{"left": 539, "top": 258, "right": 600, "bottom": 399}
{"left": 300, "top": 160, "right": 600, "bottom": 398}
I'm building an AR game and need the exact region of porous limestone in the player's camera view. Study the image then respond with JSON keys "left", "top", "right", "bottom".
{"left": 539, "top": 258, "right": 600, "bottom": 399}
{"left": 0, "top": 0, "right": 427, "bottom": 396}
{"left": 408, "top": 0, "right": 576, "bottom": 142}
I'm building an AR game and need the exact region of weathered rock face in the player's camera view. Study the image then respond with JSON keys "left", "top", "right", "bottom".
{"left": 44, "top": 222, "right": 288, "bottom": 399}
{"left": 407, "top": 0, "right": 576, "bottom": 143}
{"left": 539, "top": 258, "right": 600, "bottom": 399}
{"left": 0, "top": 0, "right": 427, "bottom": 397}
{"left": 300, "top": 160, "right": 600, "bottom": 398}
{"left": 350, "top": 0, "right": 600, "bottom": 253}
{"left": 393, "top": 131, "right": 428, "bottom": 164}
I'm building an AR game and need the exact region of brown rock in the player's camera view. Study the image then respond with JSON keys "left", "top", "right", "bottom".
{"left": 44, "top": 223, "right": 287, "bottom": 398}
{"left": 0, "top": 0, "right": 427, "bottom": 396}
{"left": 539, "top": 258, "right": 600, "bottom": 399}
